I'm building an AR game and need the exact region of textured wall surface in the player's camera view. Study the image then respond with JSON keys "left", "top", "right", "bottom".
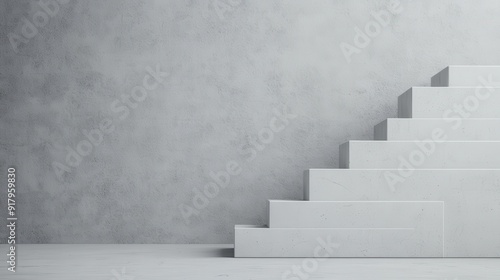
{"left": 2, "top": 0, "right": 500, "bottom": 243}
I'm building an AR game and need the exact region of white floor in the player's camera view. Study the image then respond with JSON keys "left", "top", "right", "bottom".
{"left": 1, "top": 244, "right": 499, "bottom": 279}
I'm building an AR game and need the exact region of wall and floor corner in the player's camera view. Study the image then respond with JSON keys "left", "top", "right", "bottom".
{"left": 3, "top": 0, "right": 500, "bottom": 245}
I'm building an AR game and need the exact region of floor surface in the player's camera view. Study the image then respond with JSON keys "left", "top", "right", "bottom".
{"left": 1, "top": 244, "right": 499, "bottom": 279}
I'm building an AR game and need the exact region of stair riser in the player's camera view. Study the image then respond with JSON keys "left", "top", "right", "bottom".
{"left": 398, "top": 87, "right": 500, "bottom": 118}
{"left": 305, "top": 169, "right": 500, "bottom": 257}
{"left": 431, "top": 66, "right": 500, "bottom": 87}
{"left": 340, "top": 141, "right": 500, "bottom": 169}
{"left": 235, "top": 226, "right": 443, "bottom": 257}
{"left": 375, "top": 119, "right": 500, "bottom": 140}
{"left": 268, "top": 201, "right": 442, "bottom": 229}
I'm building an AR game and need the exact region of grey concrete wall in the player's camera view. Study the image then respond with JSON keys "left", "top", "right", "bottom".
{"left": 1, "top": 0, "right": 500, "bottom": 243}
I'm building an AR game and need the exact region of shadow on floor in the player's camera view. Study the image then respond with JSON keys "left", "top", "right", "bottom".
{"left": 212, "top": 247, "right": 234, "bottom": 258}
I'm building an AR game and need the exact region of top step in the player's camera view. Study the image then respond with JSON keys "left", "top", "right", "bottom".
{"left": 431, "top": 66, "right": 500, "bottom": 87}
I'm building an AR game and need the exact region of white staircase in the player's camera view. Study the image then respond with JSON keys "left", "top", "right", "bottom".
{"left": 234, "top": 66, "right": 500, "bottom": 257}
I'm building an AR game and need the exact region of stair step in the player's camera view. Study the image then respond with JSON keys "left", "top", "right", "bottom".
{"left": 398, "top": 87, "right": 500, "bottom": 118}
{"left": 234, "top": 223, "right": 443, "bottom": 257}
{"left": 304, "top": 169, "right": 500, "bottom": 257}
{"left": 374, "top": 118, "right": 500, "bottom": 140}
{"left": 431, "top": 65, "right": 500, "bottom": 87}
{"left": 268, "top": 200, "right": 442, "bottom": 229}
{"left": 340, "top": 141, "right": 500, "bottom": 169}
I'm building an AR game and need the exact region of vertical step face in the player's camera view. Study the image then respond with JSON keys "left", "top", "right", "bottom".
{"left": 339, "top": 141, "right": 500, "bottom": 169}
{"left": 339, "top": 142, "right": 349, "bottom": 168}
{"left": 234, "top": 224, "right": 443, "bottom": 257}
{"left": 431, "top": 66, "right": 500, "bottom": 87}
{"left": 374, "top": 118, "right": 500, "bottom": 141}
{"left": 398, "top": 87, "right": 500, "bottom": 118}
{"left": 304, "top": 169, "right": 500, "bottom": 257}
{"left": 373, "top": 120, "right": 388, "bottom": 140}
{"left": 268, "top": 200, "right": 442, "bottom": 229}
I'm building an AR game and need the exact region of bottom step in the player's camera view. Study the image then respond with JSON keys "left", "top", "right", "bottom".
{"left": 236, "top": 201, "right": 443, "bottom": 257}
{"left": 235, "top": 225, "right": 443, "bottom": 258}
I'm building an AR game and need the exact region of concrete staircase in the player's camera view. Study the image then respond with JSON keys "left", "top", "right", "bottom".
{"left": 234, "top": 66, "right": 500, "bottom": 257}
